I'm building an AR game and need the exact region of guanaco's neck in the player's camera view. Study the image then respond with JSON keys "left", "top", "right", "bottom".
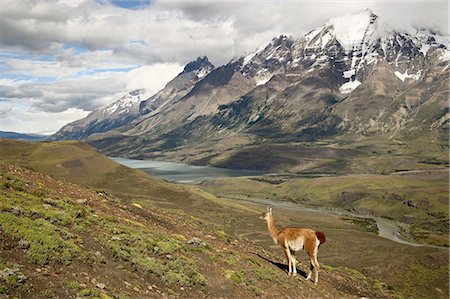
{"left": 266, "top": 216, "right": 279, "bottom": 240}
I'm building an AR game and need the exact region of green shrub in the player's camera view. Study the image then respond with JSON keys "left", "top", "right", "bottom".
{"left": 230, "top": 271, "right": 245, "bottom": 284}
{"left": 39, "top": 289, "right": 56, "bottom": 298}
{"left": 78, "top": 288, "right": 100, "bottom": 297}
{"left": 215, "top": 230, "right": 227, "bottom": 239}
{"left": 62, "top": 279, "right": 82, "bottom": 290}
{"left": 248, "top": 258, "right": 281, "bottom": 282}
{"left": 0, "top": 213, "right": 80, "bottom": 265}
{"left": 223, "top": 270, "right": 245, "bottom": 284}
{"left": 156, "top": 240, "right": 182, "bottom": 255}
{"left": 0, "top": 283, "right": 7, "bottom": 294}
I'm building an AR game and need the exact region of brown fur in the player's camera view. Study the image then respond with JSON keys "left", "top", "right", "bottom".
{"left": 316, "top": 231, "right": 326, "bottom": 247}
{"left": 260, "top": 207, "right": 325, "bottom": 283}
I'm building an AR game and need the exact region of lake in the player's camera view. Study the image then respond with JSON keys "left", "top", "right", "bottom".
{"left": 111, "top": 157, "right": 268, "bottom": 183}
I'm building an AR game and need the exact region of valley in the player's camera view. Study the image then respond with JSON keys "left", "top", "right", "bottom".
{"left": 201, "top": 170, "right": 449, "bottom": 247}
{"left": 0, "top": 139, "right": 447, "bottom": 298}
{"left": 113, "top": 154, "right": 449, "bottom": 247}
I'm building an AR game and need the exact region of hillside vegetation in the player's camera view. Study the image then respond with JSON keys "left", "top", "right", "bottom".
{"left": 0, "top": 139, "right": 448, "bottom": 298}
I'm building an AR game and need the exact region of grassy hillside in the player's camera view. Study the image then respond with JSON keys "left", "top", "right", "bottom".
{"left": 0, "top": 142, "right": 395, "bottom": 299}
{"left": 0, "top": 139, "right": 142, "bottom": 187}
{"left": 0, "top": 139, "right": 193, "bottom": 206}
{"left": 0, "top": 139, "right": 447, "bottom": 298}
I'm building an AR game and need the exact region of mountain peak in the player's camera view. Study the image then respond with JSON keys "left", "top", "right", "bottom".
{"left": 327, "top": 9, "right": 379, "bottom": 51}
{"left": 103, "top": 89, "right": 145, "bottom": 115}
{"left": 363, "top": 8, "right": 376, "bottom": 17}
{"left": 183, "top": 56, "right": 215, "bottom": 74}
{"left": 271, "top": 35, "right": 293, "bottom": 44}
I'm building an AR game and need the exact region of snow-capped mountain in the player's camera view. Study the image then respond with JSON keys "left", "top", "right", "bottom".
{"left": 182, "top": 56, "right": 215, "bottom": 79}
{"left": 52, "top": 89, "right": 147, "bottom": 140}
{"left": 139, "top": 56, "right": 214, "bottom": 115}
{"left": 53, "top": 57, "right": 215, "bottom": 140}
{"left": 238, "top": 9, "right": 448, "bottom": 94}
{"left": 241, "top": 35, "right": 294, "bottom": 84}
{"left": 55, "top": 9, "right": 449, "bottom": 167}
{"left": 103, "top": 89, "right": 146, "bottom": 116}
{"left": 125, "top": 56, "right": 254, "bottom": 137}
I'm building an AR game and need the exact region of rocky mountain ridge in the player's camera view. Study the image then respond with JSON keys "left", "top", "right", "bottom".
{"left": 53, "top": 10, "right": 449, "bottom": 169}
{"left": 53, "top": 57, "right": 215, "bottom": 140}
{"left": 52, "top": 89, "right": 146, "bottom": 140}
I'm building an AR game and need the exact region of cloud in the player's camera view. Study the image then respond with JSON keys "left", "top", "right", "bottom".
{"left": 125, "top": 63, "right": 183, "bottom": 92}
{"left": 2, "top": 1, "right": 446, "bottom": 65}
{"left": 0, "top": 62, "right": 182, "bottom": 113}
{"left": 0, "top": 0, "right": 447, "bottom": 134}
{"left": 1, "top": 73, "right": 122, "bottom": 112}
{"left": 373, "top": 1, "right": 449, "bottom": 35}
{"left": 0, "top": 104, "right": 89, "bottom": 135}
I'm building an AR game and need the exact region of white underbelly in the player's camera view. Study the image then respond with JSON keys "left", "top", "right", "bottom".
{"left": 287, "top": 236, "right": 305, "bottom": 252}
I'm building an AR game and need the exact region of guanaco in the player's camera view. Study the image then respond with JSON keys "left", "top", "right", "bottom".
{"left": 259, "top": 207, "right": 326, "bottom": 284}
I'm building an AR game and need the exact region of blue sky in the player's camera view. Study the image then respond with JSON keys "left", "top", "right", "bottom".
{"left": 0, "top": 0, "right": 447, "bottom": 134}
{"left": 110, "top": 0, "right": 152, "bottom": 9}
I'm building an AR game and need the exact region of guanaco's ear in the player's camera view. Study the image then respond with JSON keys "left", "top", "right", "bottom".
{"left": 268, "top": 207, "right": 272, "bottom": 213}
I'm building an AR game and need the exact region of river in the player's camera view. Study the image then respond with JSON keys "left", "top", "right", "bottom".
{"left": 112, "top": 157, "right": 443, "bottom": 248}
{"left": 225, "top": 196, "right": 436, "bottom": 248}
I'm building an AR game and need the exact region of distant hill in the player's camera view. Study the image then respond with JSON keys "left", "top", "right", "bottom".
{"left": 0, "top": 138, "right": 183, "bottom": 200}
{"left": 0, "top": 131, "right": 46, "bottom": 141}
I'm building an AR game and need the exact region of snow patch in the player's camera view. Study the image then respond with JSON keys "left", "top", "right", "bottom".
{"left": 248, "top": 113, "right": 261, "bottom": 123}
{"left": 419, "top": 44, "right": 430, "bottom": 56}
{"left": 339, "top": 80, "right": 361, "bottom": 94}
{"left": 256, "top": 76, "right": 272, "bottom": 86}
{"left": 343, "top": 69, "right": 356, "bottom": 78}
{"left": 304, "top": 28, "right": 322, "bottom": 44}
{"left": 196, "top": 68, "right": 209, "bottom": 79}
{"left": 243, "top": 51, "right": 258, "bottom": 66}
{"left": 440, "top": 49, "right": 450, "bottom": 61}
{"left": 313, "top": 31, "right": 332, "bottom": 49}
{"left": 105, "top": 103, "right": 119, "bottom": 114}
{"left": 320, "top": 32, "right": 333, "bottom": 49}
{"left": 328, "top": 10, "right": 374, "bottom": 52}
{"left": 394, "top": 70, "right": 421, "bottom": 81}
{"left": 104, "top": 90, "right": 144, "bottom": 115}
{"left": 243, "top": 41, "right": 271, "bottom": 65}
{"left": 316, "top": 55, "right": 329, "bottom": 62}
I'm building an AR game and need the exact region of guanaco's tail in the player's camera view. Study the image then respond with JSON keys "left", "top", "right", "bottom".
{"left": 316, "top": 231, "right": 326, "bottom": 247}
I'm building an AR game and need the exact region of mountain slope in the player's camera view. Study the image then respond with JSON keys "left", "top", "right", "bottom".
{"left": 128, "top": 58, "right": 255, "bottom": 138}
{"left": 53, "top": 57, "right": 215, "bottom": 141}
{"left": 52, "top": 89, "right": 148, "bottom": 140}
{"left": 54, "top": 10, "right": 449, "bottom": 172}
{"left": 0, "top": 131, "right": 46, "bottom": 141}
{"left": 138, "top": 56, "right": 215, "bottom": 116}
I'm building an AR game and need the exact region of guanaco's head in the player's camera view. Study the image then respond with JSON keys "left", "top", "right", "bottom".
{"left": 259, "top": 207, "right": 273, "bottom": 221}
